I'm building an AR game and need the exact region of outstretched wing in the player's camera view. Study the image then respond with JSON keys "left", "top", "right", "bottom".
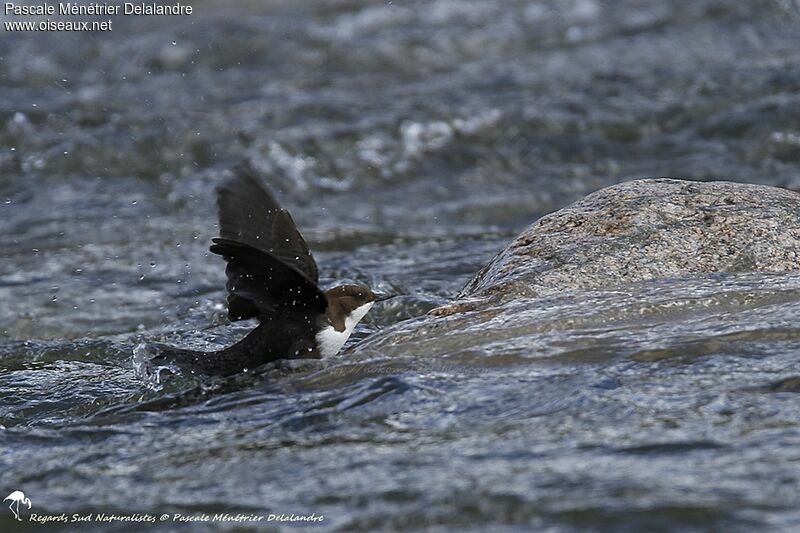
{"left": 212, "top": 168, "right": 323, "bottom": 321}
{"left": 217, "top": 166, "right": 319, "bottom": 282}
{"left": 210, "top": 238, "right": 327, "bottom": 320}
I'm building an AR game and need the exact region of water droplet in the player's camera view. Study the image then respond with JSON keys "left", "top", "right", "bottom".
{"left": 139, "top": 274, "right": 145, "bottom": 281}
{"left": 63, "top": 151, "right": 69, "bottom": 155}
{"left": 51, "top": 295, "right": 57, "bottom": 302}
{"left": 176, "top": 243, "right": 181, "bottom": 247}
{"left": 171, "top": 40, "right": 177, "bottom": 45}
{"left": 3, "top": 198, "right": 10, "bottom": 204}
{"left": 131, "top": 200, "right": 138, "bottom": 205}
{"left": 149, "top": 261, "right": 156, "bottom": 268}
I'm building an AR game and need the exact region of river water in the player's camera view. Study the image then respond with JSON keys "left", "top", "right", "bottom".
{"left": 1, "top": 0, "right": 800, "bottom": 531}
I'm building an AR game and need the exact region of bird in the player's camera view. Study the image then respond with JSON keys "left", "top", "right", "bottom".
{"left": 4, "top": 491, "right": 31, "bottom": 521}
{"left": 145, "top": 167, "right": 387, "bottom": 377}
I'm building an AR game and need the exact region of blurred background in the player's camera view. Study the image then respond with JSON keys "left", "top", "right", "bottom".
{"left": 1, "top": 1, "right": 800, "bottom": 531}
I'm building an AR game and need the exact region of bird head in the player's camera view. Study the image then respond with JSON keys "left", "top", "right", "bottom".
{"left": 324, "top": 284, "right": 377, "bottom": 325}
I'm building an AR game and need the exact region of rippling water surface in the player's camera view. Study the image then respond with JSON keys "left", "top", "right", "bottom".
{"left": 2, "top": 0, "right": 800, "bottom": 531}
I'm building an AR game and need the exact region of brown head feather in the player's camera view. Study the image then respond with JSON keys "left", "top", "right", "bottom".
{"left": 324, "top": 285, "right": 376, "bottom": 332}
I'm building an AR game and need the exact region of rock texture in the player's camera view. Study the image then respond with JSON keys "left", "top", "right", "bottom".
{"left": 354, "top": 178, "right": 800, "bottom": 358}
{"left": 458, "top": 178, "right": 800, "bottom": 302}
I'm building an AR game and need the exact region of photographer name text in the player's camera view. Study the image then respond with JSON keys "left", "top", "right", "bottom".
{"left": 29, "top": 512, "right": 324, "bottom": 524}
{"left": 4, "top": 2, "right": 192, "bottom": 31}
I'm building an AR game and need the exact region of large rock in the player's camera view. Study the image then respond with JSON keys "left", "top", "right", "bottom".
{"left": 352, "top": 178, "right": 800, "bottom": 357}
{"left": 458, "top": 178, "right": 800, "bottom": 303}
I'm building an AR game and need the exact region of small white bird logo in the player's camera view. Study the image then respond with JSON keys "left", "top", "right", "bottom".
{"left": 4, "top": 490, "right": 32, "bottom": 521}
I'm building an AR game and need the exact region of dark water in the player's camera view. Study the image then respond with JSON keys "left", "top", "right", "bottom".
{"left": 2, "top": 0, "right": 800, "bottom": 530}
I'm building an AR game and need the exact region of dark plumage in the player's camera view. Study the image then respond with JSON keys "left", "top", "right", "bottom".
{"left": 147, "top": 167, "right": 380, "bottom": 377}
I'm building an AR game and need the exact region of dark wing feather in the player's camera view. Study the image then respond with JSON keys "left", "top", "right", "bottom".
{"left": 210, "top": 238, "right": 327, "bottom": 321}
{"left": 217, "top": 166, "right": 319, "bottom": 282}
{"left": 214, "top": 167, "right": 321, "bottom": 321}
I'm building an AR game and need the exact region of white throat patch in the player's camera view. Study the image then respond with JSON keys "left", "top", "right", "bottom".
{"left": 315, "top": 302, "right": 374, "bottom": 357}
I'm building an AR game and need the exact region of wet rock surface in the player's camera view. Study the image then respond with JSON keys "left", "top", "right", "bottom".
{"left": 355, "top": 179, "right": 800, "bottom": 358}
{"left": 461, "top": 178, "right": 800, "bottom": 301}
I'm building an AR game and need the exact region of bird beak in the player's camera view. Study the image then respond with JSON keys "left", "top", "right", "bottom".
{"left": 375, "top": 292, "right": 397, "bottom": 302}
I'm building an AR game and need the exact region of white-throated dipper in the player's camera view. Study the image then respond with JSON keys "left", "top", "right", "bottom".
{"left": 146, "top": 167, "right": 386, "bottom": 377}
